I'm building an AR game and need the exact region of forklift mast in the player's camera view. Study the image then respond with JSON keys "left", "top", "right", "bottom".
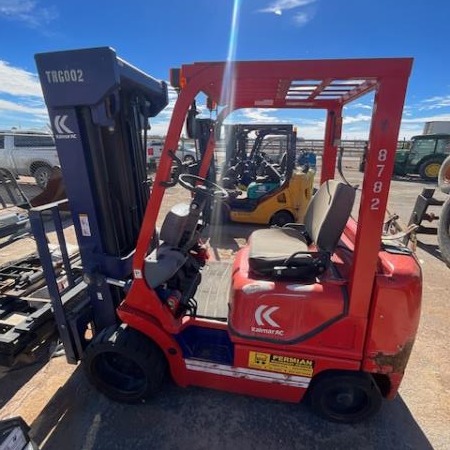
{"left": 33, "top": 47, "right": 168, "bottom": 333}
{"left": 224, "top": 124, "right": 294, "bottom": 160}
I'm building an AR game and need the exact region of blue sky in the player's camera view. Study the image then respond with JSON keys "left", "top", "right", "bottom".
{"left": 0, "top": 0, "right": 449, "bottom": 139}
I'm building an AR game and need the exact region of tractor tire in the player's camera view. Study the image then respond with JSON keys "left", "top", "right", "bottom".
{"left": 269, "top": 210, "right": 295, "bottom": 227}
{"left": 34, "top": 165, "right": 52, "bottom": 189}
{"left": 438, "top": 197, "right": 450, "bottom": 267}
{"left": 83, "top": 324, "right": 166, "bottom": 403}
{"left": 418, "top": 158, "right": 442, "bottom": 182}
{"left": 307, "top": 371, "right": 382, "bottom": 423}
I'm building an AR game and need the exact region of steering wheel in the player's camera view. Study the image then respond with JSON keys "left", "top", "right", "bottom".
{"left": 178, "top": 174, "right": 229, "bottom": 199}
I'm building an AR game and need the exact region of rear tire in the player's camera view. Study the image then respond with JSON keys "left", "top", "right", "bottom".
{"left": 308, "top": 371, "right": 382, "bottom": 423}
{"left": 438, "top": 197, "right": 450, "bottom": 267}
{"left": 83, "top": 324, "right": 166, "bottom": 403}
{"left": 418, "top": 158, "right": 442, "bottom": 181}
{"left": 269, "top": 210, "right": 294, "bottom": 227}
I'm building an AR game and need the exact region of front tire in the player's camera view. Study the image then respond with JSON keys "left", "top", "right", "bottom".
{"left": 83, "top": 324, "right": 166, "bottom": 403}
{"left": 307, "top": 371, "right": 382, "bottom": 423}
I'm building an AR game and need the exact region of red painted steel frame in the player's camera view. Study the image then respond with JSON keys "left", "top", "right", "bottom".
{"left": 133, "top": 59, "right": 412, "bottom": 288}
{"left": 119, "top": 58, "right": 415, "bottom": 400}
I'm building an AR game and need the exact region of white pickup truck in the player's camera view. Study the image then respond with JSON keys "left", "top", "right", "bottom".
{"left": 146, "top": 139, "right": 198, "bottom": 166}
{"left": 0, "top": 130, "right": 59, "bottom": 188}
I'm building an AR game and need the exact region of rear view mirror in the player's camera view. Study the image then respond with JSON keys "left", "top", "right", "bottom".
{"left": 186, "top": 104, "right": 199, "bottom": 139}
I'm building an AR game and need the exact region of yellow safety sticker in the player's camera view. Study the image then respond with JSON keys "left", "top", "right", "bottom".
{"left": 248, "top": 351, "right": 314, "bottom": 377}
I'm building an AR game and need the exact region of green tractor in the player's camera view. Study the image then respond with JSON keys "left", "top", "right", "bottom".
{"left": 360, "top": 134, "right": 450, "bottom": 181}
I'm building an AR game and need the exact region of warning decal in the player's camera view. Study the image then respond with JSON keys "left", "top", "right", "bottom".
{"left": 248, "top": 351, "right": 314, "bottom": 377}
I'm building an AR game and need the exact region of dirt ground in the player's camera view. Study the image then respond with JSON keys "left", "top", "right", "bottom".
{"left": 0, "top": 159, "right": 449, "bottom": 449}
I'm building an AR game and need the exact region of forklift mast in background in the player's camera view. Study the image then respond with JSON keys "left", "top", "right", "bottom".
{"left": 223, "top": 124, "right": 296, "bottom": 171}
{"left": 33, "top": 48, "right": 168, "bottom": 338}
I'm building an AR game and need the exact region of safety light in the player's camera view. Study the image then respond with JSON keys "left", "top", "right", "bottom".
{"left": 170, "top": 68, "right": 186, "bottom": 92}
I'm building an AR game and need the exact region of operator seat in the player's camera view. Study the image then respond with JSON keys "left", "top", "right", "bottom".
{"left": 144, "top": 203, "right": 195, "bottom": 288}
{"left": 222, "top": 161, "right": 245, "bottom": 189}
{"left": 248, "top": 180, "right": 355, "bottom": 280}
{"left": 257, "top": 159, "right": 282, "bottom": 184}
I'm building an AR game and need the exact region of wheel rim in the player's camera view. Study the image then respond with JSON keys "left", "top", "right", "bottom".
{"left": 92, "top": 351, "right": 147, "bottom": 397}
{"left": 322, "top": 384, "right": 371, "bottom": 420}
{"left": 425, "top": 163, "right": 440, "bottom": 178}
{"left": 37, "top": 170, "right": 50, "bottom": 187}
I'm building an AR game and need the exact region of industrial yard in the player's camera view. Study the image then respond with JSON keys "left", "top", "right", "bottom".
{"left": 1, "top": 158, "right": 449, "bottom": 449}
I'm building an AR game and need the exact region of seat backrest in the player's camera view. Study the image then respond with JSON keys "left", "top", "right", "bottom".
{"left": 262, "top": 160, "right": 282, "bottom": 183}
{"left": 304, "top": 180, "right": 355, "bottom": 253}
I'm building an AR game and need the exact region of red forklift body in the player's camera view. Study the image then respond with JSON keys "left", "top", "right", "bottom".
{"left": 113, "top": 58, "right": 419, "bottom": 419}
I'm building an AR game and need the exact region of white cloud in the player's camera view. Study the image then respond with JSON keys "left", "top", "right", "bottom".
{"left": 348, "top": 102, "right": 372, "bottom": 110}
{"left": 258, "top": 0, "right": 316, "bottom": 15}
{"left": 227, "top": 108, "right": 280, "bottom": 124}
{"left": 135, "top": 107, "right": 440, "bottom": 141}
{"left": 343, "top": 113, "right": 372, "bottom": 124}
{"left": 399, "top": 123, "right": 423, "bottom": 134}
{"left": 0, "top": 98, "right": 47, "bottom": 116}
{"left": 0, "top": 59, "right": 48, "bottom": 128}
{"left": 419, "top": 95, "right": 450, "bottom": 111}
{"left": 0, "top": 60, "right": 43, "bottom": 97}
{"left": 293, "top": 11, "right": 314, "bottom": 26}
{"left": 401, "top": 113, "right": 450, "bottom": 124}
{"left": 0, "top": 0, "right": 58, "bottom": 27}
{"left": 297, "top": 121, "right": 326, "bottom": 139}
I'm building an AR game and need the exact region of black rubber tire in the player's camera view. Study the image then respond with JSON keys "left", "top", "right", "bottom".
{"left": 308, "top": 371, "right": 382, "bottom": 423}
{"left": 83, "top": 324, "right": 166, "bottom": 403}
{"left": 269, "top": 210, "right": 295, "bottom": 227}
{"left": 418, "top": 158, "right": 442, "bottom": 182}
{"left": 34, "top": 165, "right": 52, "bottom": 189}
{"left": 438, "top": 197, "right": 450, "bottom": 267}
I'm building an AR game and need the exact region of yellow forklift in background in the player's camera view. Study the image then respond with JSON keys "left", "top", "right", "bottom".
{"left": 219, "top": 124, "right": 314, "bottom": 226}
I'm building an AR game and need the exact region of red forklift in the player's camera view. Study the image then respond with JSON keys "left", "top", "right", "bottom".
{"left": 33, "top": 49, "right": 420, "bottom": 423}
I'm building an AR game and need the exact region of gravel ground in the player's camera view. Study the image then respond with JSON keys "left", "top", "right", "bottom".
{"left": 0, "top": 160, "right": 449, "bottom": 450}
